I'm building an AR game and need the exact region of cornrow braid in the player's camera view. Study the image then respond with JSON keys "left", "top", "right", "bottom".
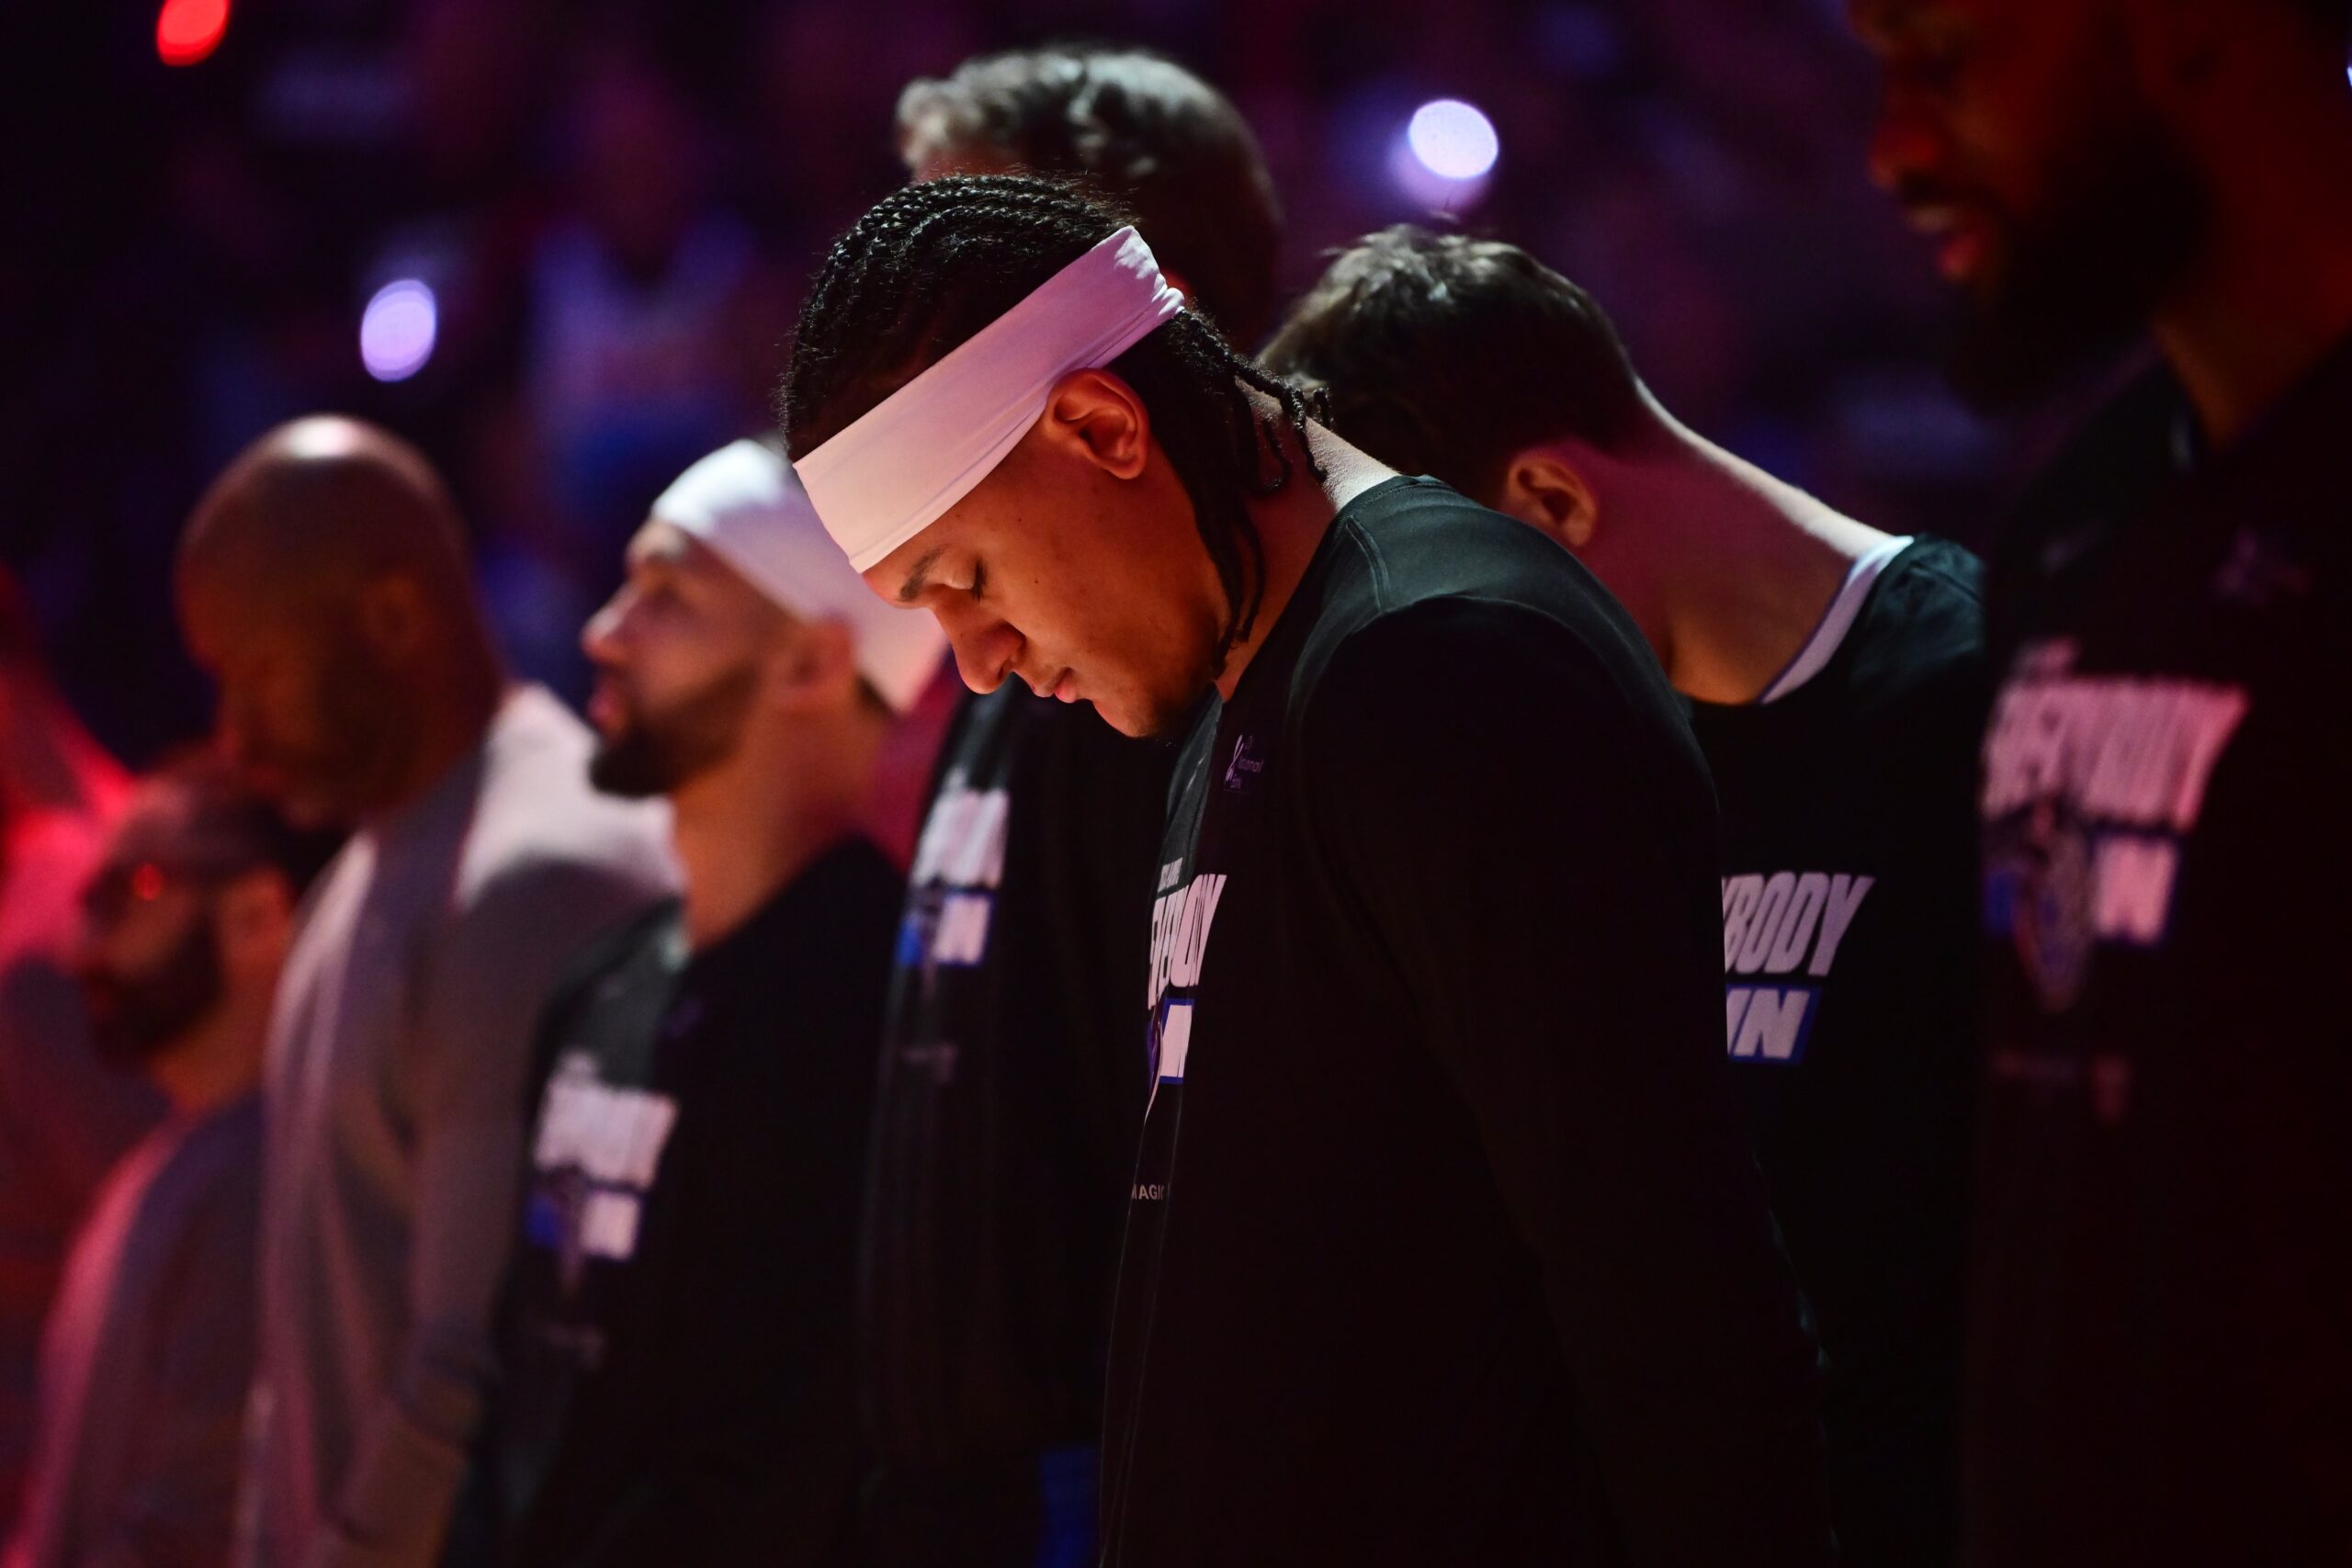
{"left": 780, "top": 174, "right": 1324, "bottom": 659}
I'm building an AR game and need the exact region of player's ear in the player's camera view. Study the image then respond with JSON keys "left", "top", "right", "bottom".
{"left": 1495, "top": 448, "right": 1600, "bottom": 553}
{"left": 1039, "top": 367, "right": 1151, "bottom": 481}
{"left": 355, "top": 572, "right": 430, "bottom": 664}
{"left": 770, "top": 616, "right": 860, "bottom": 714}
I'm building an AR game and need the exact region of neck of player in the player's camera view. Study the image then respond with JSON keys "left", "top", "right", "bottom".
{"left": 369, "top": 637, "right": 507, "bottom": 823}
{"left": 666, "top": 713, "right": 878, "bottom": 952}
{"left": 1621, "top": 412, "right": 1891, "bottom": 705}
{"left": 2156, "top": 70, "right": 2352, "bottom": 448}
{"left": 1213, "top": 421, "right": 1393, "bottom": 701}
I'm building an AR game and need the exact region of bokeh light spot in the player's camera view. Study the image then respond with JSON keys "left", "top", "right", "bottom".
{"left": 156, "top": 0, "right": 230, "bottom": 67}
{"left": 1406, "top": 98, "right": 1500, "bottom": 182}
{"left": 360, "top": 279, "right": 438, "bottom": 382}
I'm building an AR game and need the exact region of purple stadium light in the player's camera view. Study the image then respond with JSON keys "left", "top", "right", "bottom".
{"left": 1407, "top": 99, "right": 1500, "bottom": 183}
{"left": 360, "top": 279, "right": 437, "bottom": 383}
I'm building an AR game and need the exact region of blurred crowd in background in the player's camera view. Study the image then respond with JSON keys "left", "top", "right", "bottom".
{"left": 8, "top": 0, "right": 2027, "bottom": 772}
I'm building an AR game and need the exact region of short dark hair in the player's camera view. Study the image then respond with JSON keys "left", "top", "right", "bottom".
{"left": 780, "top": 175, "right": 1321, "bottom": 660}
{"left": 895, "top": 45, "right": 1283, "bottom": 346}
{"left": 1261, "top": 227, "right": 1650, "bottom": 506}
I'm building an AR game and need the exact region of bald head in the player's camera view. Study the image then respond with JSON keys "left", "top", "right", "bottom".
{"left": 180, "top": 416, "right": 473, "bottom": 606}
{"left": 177, "top": 417, "right": 504, "bottom": 828}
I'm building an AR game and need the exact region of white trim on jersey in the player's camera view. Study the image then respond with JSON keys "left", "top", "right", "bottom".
{"left": 1758, "top": 535, "right": 1915, "bottom": 704}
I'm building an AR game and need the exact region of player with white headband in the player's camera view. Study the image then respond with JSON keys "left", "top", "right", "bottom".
{"left": 782, "top": 174, "right": 1835, "bottom": 1566}
{"left": 447, "top": 438, "right": 941, "bottom": 1566}
{"left": 851, "top": 51, "right": 1286, "bottom": 1568}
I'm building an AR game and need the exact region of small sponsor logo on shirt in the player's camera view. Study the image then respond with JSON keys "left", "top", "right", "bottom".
{"left": 1718, "top": 872, "right": 1875, "bottom": 1065}
{"left": 1980, "top": 638, "right": 2249, "bottom": 1011}
{"left": 1223, "top": 734, "right": 1263, "bottom": 791}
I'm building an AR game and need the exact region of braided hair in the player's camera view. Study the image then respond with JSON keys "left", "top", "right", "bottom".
{"left": 779, "top": 174, "right": 1323, "bottom": 659}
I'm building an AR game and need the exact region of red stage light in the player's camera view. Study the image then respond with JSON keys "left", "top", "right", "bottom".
{"left": 156, "top": 0, "right": 229, "bottom": 67}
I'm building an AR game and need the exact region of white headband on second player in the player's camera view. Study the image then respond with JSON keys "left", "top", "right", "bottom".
{"left": 794, "top": 225, "right": 1186, "bottom": 572}
{"left": 650, "top": 439, "right": 945, "bottom": 712}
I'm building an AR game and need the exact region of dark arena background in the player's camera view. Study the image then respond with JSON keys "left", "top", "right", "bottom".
{"left": 13, "top": 0, "right": 2022, "bottom": 764}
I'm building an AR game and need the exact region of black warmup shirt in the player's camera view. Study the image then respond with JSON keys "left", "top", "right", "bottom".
{"left": 857, "top": 687, "right": 1167, "bottom": 1551}
{"left": 1102, "top": 476, "right": 1833, "bottom": 1568}
{"left": 1690, "top": 536, "right": 1985, "bottom": 1567}
{"left": 1971, "top": 335, "right": 2352, "bottom": 1566}
{"left": 461, "top": 838, "right": 900, "bottom": 1568}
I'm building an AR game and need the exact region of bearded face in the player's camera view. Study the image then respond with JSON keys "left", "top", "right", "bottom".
{"left": 1857, "top": 0, "right": 2211, "bottom": 408}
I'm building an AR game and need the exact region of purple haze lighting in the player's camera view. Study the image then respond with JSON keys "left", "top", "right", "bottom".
{"left": 360, "top": 279, "right": 437, "bottom": 382}
{"left": 1406, "top": 99, "right": 1499, "bottom": 182}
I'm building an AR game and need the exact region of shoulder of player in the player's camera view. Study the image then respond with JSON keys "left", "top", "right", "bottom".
{"left": 1325, "top": 477, "right": 1570, "bottom": 610}
{"left": 1307, "top": 479, "right": 1632, "bottom": 657}
{"left": 1883, "top": 536, "right": 1985, "bottom": 604}
{"left": 531, "top": 896, "right": 685, "bottom": 1032}
{"left": 145, "top": 1100, "right": 268, "bottom": 1275}
{"left": 433, "top": 840, "right": 676, "bottom": 1012}
{"left": 793, "top": 835, "right": 907, "bottom": 944}
{"left": 476, "top": 726, "right": 672, "bottom": 877}
{"left": 1848, "top": 537, "right": 1989, "bottom": 680}
{"left": 1295, "top": 590, "right": 1668, "bottom": 763}
{"left": 451, "top": 714, "right": 676, "bottom": 923}
{"left": 1993, "top": 365, "right": 2182, "bottom": 597}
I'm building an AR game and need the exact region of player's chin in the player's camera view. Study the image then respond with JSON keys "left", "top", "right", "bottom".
{"left": 1098, "top": 687, "right": 1189, "bottom": 743}
{"left": 1076, "top": 690, "right": 1139, "bottom": 739}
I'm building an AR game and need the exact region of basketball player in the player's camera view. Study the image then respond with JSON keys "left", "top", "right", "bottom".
{"left": 1851, "top": 0, "right": 2352, "bottom": 1559}
{"left": 1263, "top": 226, "right": 1987, "bottom": 1566}
{"left": 448, "top": 440, "right": 940, "bottom": 1566}
{"left": 176, "top": 417, "right": 675, "bottom": 1568}
{"left": 781, "top": 175, "right": 1834, "bottom": 1567}
{"left": 859, "top": 49, "right": 1283, "bottom": 1566}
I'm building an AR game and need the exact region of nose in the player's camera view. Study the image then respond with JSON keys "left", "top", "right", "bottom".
{"left": 580, "top": 589, "right": 628, "bottom": 665}
{"left": 933, "top": 602, "right": 1022, "bottom": 696}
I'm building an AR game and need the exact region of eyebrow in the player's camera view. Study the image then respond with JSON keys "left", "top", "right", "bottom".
{"left": 897, "top": 545, "right": 949, "bottom": 604}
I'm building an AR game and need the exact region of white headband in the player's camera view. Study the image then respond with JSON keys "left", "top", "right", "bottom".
{"left": 795, "top": 225, "right": 1185, "bottom": 571}
{"left": 650, "top": 439, "right": 945, "bottom": 713}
